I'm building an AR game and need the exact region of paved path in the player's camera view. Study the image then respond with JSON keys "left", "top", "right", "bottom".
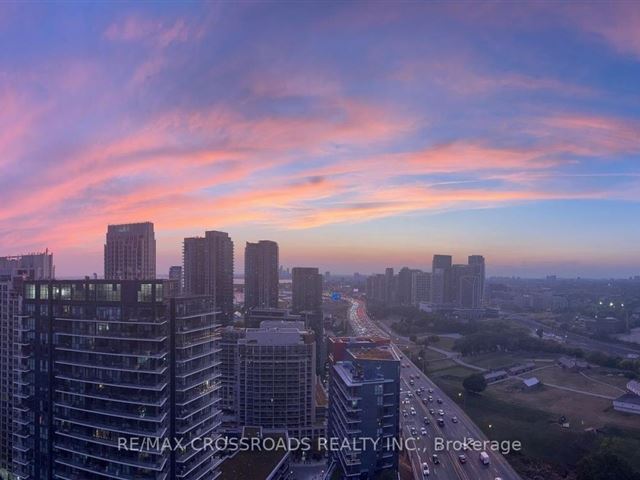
{"left": 427, "top": 346, "right": 487, "bottom": 372}
{"left": 579, "top": 371, "right": 626, "bottom": 394}
{"left": 541, "top": 382, "right": 618, "bottom": 400}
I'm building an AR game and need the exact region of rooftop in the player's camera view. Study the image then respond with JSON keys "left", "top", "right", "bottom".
{"left": 219, "top": 431, "right": 289, "bottom": 480}
{"left": 614, "top": 393, "right": 640, "bottom": 406}
{"left": 348, "top": 347, "right": 395, "bottom": 361}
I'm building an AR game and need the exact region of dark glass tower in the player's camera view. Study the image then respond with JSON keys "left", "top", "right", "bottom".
{"left": 244, "top": 241, "right": 278, "bottom": 310}
{"left": 13, "top": 280, "right": 221, "bottom": 480}
{"left": 183, "top": 231, "right": 234, "bottom": 324}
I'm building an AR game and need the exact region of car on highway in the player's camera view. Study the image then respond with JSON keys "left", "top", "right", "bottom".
{"left": 451, "top": 416, "right": 458, "bottom": 423}
{"left": 437, "top": 418, "right": 445, "bottom": 427}
{"left": 410, "top": 408, "right": 416, "bottom": 416}
{"left": 436, "top": 398, "right": 443, "bottom": 404}
{"left": 428, "top": 408, "right": 435, "bottom": 415}
{"left": 458, "top": 454, "right": 467, "bottom": 464}
{"left": 423, "top": 416, "right": 430, "bottom": 425}
{"left": 432, "top": 454, "right": 440, "bottom": 464}
{"left": 428, "top": 395, "right": 433, "bottom": 402}
{"left": 437, "top": 409, "right": 444, "bottom": 416}
{"left": 422, "top": 463, "right": 430, "bottom": 476}
{"left": 428, "top": 388, "right": 434, "bottom": 394}
{"left": 480, "top": 451, "right": 490, "bottom": 465}
{"left": 420, "top": 427, "right": 427, "bottom": 436}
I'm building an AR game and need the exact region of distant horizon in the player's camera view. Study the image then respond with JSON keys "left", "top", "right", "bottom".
{"left": 5, "top": 230, "right": 639, "bottom": 279}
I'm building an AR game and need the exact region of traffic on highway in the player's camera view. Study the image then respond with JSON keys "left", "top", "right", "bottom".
{"left": 347, "top": 298, "right": 521, "bottom": 480}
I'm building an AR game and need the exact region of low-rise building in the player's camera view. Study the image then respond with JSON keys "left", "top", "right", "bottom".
{"left": 613, "top": 393, "right": 640, "bottom": 415}
{"left": 483, "top": 370, "right": 508, "bottom": 384}
{"left": 509, "top": 362, "right": 536, "bottom": 376}
{"left": 522, "top": 377, "right": 540, "bottom": 388}
{"left": 558, "top": 356, "right": 589, "bottom": 371}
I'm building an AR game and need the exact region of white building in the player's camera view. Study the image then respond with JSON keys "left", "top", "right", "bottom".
{"left": 613, "top": 393, "right": 640, "bottom": 415}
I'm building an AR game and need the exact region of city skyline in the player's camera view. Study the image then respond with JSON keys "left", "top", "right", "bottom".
{"left": 1, "top": 2, "right": 639, "bottom": 278}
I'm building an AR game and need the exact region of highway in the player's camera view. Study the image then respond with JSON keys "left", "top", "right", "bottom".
{"left": 347, "top": 298, "right": 521, "bottom": 480}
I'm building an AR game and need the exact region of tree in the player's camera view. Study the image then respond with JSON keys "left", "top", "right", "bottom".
{"left": 463, "top": 373, "right": 487, "bottom": 394}
{"left": 576, "top": 451, "right": 639, "bottom": 480}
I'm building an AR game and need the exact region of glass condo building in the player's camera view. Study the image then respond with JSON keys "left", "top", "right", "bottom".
{"left": 12, "top": 280, "right": 221, "bottom": 480}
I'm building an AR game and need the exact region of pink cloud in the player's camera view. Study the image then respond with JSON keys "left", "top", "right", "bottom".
{"left": 571, "top": 3, "right": 640, "bottom": 59}
{"left": 105, "top": 15, "right": 193, "bottom": 47}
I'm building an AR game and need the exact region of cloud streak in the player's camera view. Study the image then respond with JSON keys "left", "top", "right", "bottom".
{"left": 0, "top": 3, "right": 639, "bottom": 276}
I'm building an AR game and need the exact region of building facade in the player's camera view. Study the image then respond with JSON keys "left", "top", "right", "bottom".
{"left": 13, "top": 280, "right": 221, "bottom": 480}
{"left": 431, "top": 255, "right": 452, "bottom": 305}
{"left": 183, "top": 231, "right": 234, "bottom": 323}
{"left": 104, "top": 222, "right": 156, "bottom": 280}
{"left": 291, "top": 267, "right": 323, "bottom": 314}
{"left": 244, "top": 241, "right": 279, "bottom": 310}
{"left": 235, "top": 325, "right": 319, "bottom": 439}
{"left": 0, "top": 251, "right": 53, "bottom": 478}
{"left": 168, "top": 265, "right": 183, "bottom": 296}
{"left": 328, "top": 346, "right": 400, "bottom": 478}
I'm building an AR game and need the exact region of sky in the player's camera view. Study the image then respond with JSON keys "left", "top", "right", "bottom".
{"left": 0, "top": 1, "right": 639, "bottom": 278}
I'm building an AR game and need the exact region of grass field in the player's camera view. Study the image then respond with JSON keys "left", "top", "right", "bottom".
{"left": 533, "top": 366, "right": 625, "bottom": 397}
{"left": 428, "top": 336, "right": 457, "bottom": 351}
{"left": 429, "top": 364, "right": 640, "bottom": 478}
{"left": 464, "top": 352, "right": 521, "bottom": 369}
{"left": 429, "top": 364, "right": 476, "bottom": 379}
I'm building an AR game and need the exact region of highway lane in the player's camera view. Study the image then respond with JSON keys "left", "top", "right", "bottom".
{"left": 346, "top": 298, "right": 521, "bottom": 480}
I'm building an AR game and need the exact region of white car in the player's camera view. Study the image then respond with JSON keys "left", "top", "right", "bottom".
{"left": 422, "top": 463, "right": 430, "bottom": 476}
{"left": 451, "top": 416, "right": 459, "bottom": 423}
{"left": 420, "top": 427, "right": 427, "bottom": 436}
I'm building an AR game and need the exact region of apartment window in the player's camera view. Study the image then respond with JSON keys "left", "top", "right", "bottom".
{"left": 71, "top": 284, "right": 85, "bottom": 301}
{"left": 59, "top": 284, "right": 71, "bottom": 300}
{"left": 138, "top": 283, "right": 153, "bottom": 302}
{"left": 155, "top": 283, "right": 163, "bottom": 302}
{"left": 96, "top": 306, "right": 121, "bottom": 321}
{"left": 25, "top": 284, "right": 36, "bottom": 300}
{"left": 375, "top": 384, "right": 383, "bottom": 395}
{"left": 96, "top": 283, "right": 121, "bottom": 302}
{"left": 96, "top": 323, "right": 110, "bottom": 333}
{"left": 39, "top": 285, "right": 49, "bottom": 300}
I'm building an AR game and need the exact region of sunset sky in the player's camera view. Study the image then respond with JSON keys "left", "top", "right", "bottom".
{"left": 1, "top": 2, "right": 639, "bottom": 278}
